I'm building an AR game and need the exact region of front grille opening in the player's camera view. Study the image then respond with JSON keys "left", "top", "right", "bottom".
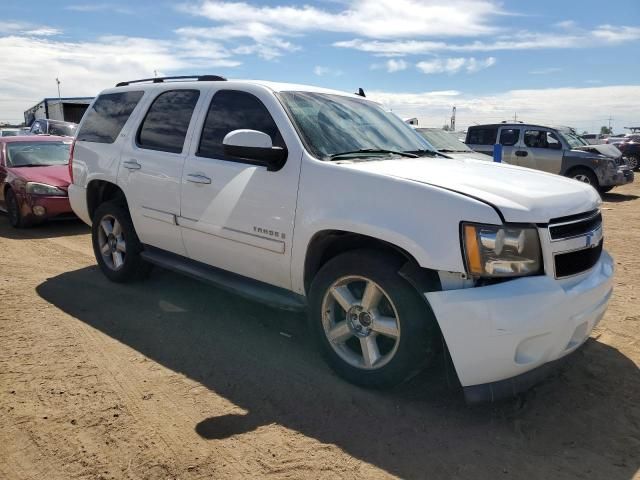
{"left": 549, "top": 213, "right": 602, "bottom": 240}
{"left": 554, "top": 240, "right": 603, "bottom": 278}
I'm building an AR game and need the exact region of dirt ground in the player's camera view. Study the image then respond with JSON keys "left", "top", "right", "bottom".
{"left": 1, "top": 182, "right": 639, "bottom": 480}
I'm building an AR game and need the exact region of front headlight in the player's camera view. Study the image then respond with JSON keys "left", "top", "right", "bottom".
{"left": 25, "top": 182, "right": 67, "bottom": 196}
{"left": 462, "top": 223, "right": 542, "bottom": 277}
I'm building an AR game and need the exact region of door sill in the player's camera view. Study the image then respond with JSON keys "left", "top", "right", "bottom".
{"left": 140, "top": 246, "right": 307, "bottom": 312}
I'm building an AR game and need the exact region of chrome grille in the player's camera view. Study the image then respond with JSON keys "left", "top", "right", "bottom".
{"left": 548, "top": 210, "right": 603, "bottom": 278}
{"left": 549, "top": 211, "right": 602, "bottom": 240}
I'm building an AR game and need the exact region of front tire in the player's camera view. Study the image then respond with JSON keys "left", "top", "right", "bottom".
{"left": 92, "top": 201, "right": 150, "bottom": 283}
{"left": 626, "top": 155, "right": 639, "bottom": 171}
{"left": 309, "top": 250, "right": 439, "bottom": 389}
{"left": 6, "top": 189, "right": 29, "bottom": 228}
{"left": 569, "top": 168, "right": 599, "bottom": 190}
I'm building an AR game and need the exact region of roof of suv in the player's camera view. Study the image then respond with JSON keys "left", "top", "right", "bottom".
{"left": 105, "top": 78, "right": 366, "bottom": 100}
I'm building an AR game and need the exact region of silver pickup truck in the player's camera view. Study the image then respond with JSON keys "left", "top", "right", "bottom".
{"left": 466, "top": 123, "right": 634, "bottom": 193}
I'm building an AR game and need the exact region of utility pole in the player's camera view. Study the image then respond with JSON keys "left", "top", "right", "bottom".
{"left": 607, "top": 116, "right": 613, "bottom": 132}
{"left": 450, "top": 106, "right": 456, "bottom": 132}
{"left": 55, "top": 77, "right": 61, "bottom": 100}
{"left": 154, "top": 70, "right": 158, "bottom": 78}
{"left": 513, "top": 112, "right": 518, "bottom": 122}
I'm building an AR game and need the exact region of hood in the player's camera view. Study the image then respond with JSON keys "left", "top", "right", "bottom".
{"left": 340, "top": 156, "right": 600, "bottom": 223}
{"left": 441, "top": 151, "right": 492, "bottom": 162}
{"left": 10, "top": 164, "right": 70, "bottom": 188}
{"left": 574, "top": 144, "right": 622, "bottom": 159}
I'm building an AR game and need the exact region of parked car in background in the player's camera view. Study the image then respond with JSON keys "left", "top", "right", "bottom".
{"left": 69, "top": 76, "right": 614, "bottom": 402}
{"left": 616, "top": 136, "right": 640, "bottom": 170}
{"left": 465, "top": 123, "right": 634, "bottom": 193}
{"left": 29, "top": 119, "right": 78, "bottom": 137}
{"left": 0, "top": 136, "right": 74, "bottom": 227}
{"left": 604, "top": 134, "right": 627, "bottom": 146}
{"left": 581, "top": 133, "right": 602, "bottom": 145}
{"left": 414, "top": 128, "right": 491, "bottom": 161}
{"left": 0, "top": 128, "right": 20, "bottom": 137}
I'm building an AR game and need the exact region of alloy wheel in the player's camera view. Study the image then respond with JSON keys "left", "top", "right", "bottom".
{"left": 321, "top": 276, "right": 401, "bottom": 370}
{"left": 97, "top": 214, "right": 127, "bottom": 270}
{"left": 574, "top": 174, "right": 591, "bottom": 184}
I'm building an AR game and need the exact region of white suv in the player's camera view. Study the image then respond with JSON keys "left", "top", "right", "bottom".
{"left": 69, "top": 75, "right": 614, "bottom": 402}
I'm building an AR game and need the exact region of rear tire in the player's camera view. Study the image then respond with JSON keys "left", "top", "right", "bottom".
{"left": 6, "top": 189, "right": 30, "bottom": 228}
{"left": 308, "top": 249, "right": 439, "bottom": 389}
{"left": 92, "top": 201, "right": 151, "bottom": 283}
{"left": 626, "top": 155, "right": 639, "bottom": 171}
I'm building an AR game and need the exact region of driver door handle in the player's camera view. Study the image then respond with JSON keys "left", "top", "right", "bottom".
{"left": 515, "top": 150, "right": 528, "bottom": 157}
{"left": 186, "top": 173, "right": 212, "bottom": 184}
{"left": 123, "top": 160, "right": 141, "bottom": 170}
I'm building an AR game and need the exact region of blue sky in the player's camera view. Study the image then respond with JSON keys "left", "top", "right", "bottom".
{"left": 1, "top": 0, "right": 639, "bottom": 131}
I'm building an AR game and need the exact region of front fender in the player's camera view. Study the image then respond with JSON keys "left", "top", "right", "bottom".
{"left": 290, "top": 157, "right": 502, "bottom": 294}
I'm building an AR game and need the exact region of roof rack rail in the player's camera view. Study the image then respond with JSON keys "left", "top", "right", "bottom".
{"left": 115, "top": 75, "right": 227, "bottom": 87}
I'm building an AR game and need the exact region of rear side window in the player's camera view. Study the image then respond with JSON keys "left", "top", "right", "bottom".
{"left": 137, "top": 90, "right": 200, "bottom": 154}
{"left": 499, "top": 128, "right": 520, "bottom": 146}
{"left": 77, "top": 91, "right": 144, "bottom": 143}
{"left": 467, "top": 127, "right": 498, "bottom": 145}
{"left": 198, "top": 90, "right": 284, "bottom": 159}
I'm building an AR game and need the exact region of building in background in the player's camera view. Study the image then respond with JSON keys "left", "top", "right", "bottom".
{"left": 24, "top": 97, "right": 93, "bottom": 126}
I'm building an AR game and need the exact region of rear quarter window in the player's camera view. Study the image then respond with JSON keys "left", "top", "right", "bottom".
{"left": 77, "top": 91, "right": 144, "bottom": 144}
{"left": 467, "top": 127, "right": 498, "bottom": 145}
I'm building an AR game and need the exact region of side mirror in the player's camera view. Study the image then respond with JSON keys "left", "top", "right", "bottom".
{"left": 223, "top": 129, "right": 287, "bottom": 171}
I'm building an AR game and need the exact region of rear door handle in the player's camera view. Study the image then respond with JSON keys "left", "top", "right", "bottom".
{"left": 515, "top": 150, "right": 528, "bottom": 157}
{"left": 186, "top": 173, "right": 212, "bottom": 184}
{"left": 123, "top": 160, "right": 141, "bottom": 170}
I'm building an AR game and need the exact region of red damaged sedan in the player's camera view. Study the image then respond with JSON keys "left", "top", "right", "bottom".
{"left": 0, "top": 136, "right": 75, "bottom": 228}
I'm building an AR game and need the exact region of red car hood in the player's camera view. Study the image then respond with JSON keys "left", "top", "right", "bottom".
{"left": 11, "top": 165, "right": 70, "bottom": 188}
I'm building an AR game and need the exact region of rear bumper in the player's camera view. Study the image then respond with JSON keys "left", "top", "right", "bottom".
{"left": 68, "top": 184, "right": 91, "bottom": 225}
{"left": 426, "top": 251, "right": 614, "bottom": 401}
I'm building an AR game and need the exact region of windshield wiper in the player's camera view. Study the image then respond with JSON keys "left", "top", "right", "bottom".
{"left": 404, "top": 149, "right": 438, "bottom": 157}
{"left": 328, "top": 148, "right": 419, "bottom": 160}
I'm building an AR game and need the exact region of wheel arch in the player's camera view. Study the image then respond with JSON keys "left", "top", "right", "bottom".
{"left": 303, "top": 229, "right": 441, "bottom": 297}
{"left": 86, "top": 180, "right": 128, "bottom": 221}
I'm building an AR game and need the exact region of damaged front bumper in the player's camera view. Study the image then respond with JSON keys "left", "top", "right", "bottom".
{"left": 425, "top": 251, "right": 614, "bottom": 403}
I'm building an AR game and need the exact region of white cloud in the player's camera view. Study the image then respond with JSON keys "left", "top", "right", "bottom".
{"left": 592, "top": 25, "right": 640, "bottom": 43}
{"left": 371, "top": 59, "right": 408, "bottom": 72}
{"left": 0, "top": 21, "right": 62, "bottom": 37}
{"left": 177, "top": 24, "right": 299, "bottom": 60}
{"left": 334, "top": 24, "right": 640, "bottom": 55}
{"left": 385, "top": 59, "right": 408, "bottom": 72}
{"left": 554, "top": 20, "right": 576, "bottom": 29}
{"left": 313, "top": 66, "right": 343, "bottom": 77}
{"left": 180, "top": 0, "right": 500, "bottom": 39}
{"left": 369, "top": 85, "right": 640, "bottom": 133}
{"left": 0, "top": 34, "right": 241, "bottom": 122}
{"left": 177, "top": 0, "right": 501, "bottom": 58}
{"left": 416, "top": 57, "right": 495, "bottom": 75}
